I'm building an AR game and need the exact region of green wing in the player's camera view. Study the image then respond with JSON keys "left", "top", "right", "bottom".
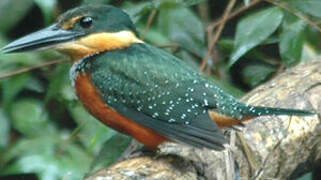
{"left": 81, "top": 43, "right": 228, "bottom": 150}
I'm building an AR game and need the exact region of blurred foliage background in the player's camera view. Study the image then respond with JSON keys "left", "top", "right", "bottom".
{"left": 0, "top": 0, "right": 320, "bottom": 179}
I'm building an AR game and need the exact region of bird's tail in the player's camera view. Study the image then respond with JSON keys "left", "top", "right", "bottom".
{"left": 243, "top": 105, "right": 314, "bottom": 117}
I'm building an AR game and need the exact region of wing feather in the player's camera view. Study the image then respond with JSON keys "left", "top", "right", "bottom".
{"left": 84, "top": 43, "right": 227, "bottom": 150}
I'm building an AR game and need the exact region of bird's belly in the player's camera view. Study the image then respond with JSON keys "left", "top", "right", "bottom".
{"left": 74, "top": 72, "right": 168, "bottom": 148}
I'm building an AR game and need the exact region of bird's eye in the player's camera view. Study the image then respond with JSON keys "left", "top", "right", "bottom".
{"left": 79, "top": 16, "right": 93, "bottom": 29}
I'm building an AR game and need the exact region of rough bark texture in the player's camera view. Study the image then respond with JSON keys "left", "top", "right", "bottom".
{"left": 86, "top": 59, "right": 321, "bottom": 180}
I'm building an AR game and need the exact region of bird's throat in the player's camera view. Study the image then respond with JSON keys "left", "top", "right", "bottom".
{"left": 56, "top": 31, "right": 143, "bottom": 62}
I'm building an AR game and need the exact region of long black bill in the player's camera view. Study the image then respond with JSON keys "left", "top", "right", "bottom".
{"left": 1, "top": 24, "right": 84, "bottom": 53}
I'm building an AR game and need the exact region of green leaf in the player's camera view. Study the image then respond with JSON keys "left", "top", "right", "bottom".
{"left": 279, "top": 13, "right": 306, "bottom": 66}
{"left": 123, "top": 1, "right": 158, "bottom": 23}
{"left": 138, "top": 25, "right": 171, "bottom": 45}
{"left": 297, "top": 172, "right": 312, "bottom": 180}
{"left": 178, "top": 50, "right": 201, "bottom": 71}
{"left": 230, "top": 7, "right": 284, "bottom": 67}
{"left": 33, "top": 0, "right": 57, "bottom": 24}
{"left": 57, "top": 143, "right": 92, "bottom": 180}
{"left": 45, "top": 62, "right": 76, "bottom": 102}
{"left": 301, "top": 43, "right": 320, "bottom": 62}
{"left": 158, "top": 5, "right": 206, "bottom": 57}
{"left": 46, "top": 63, "right": 73, "bottom": 101}
{"left": 242, "top": 63, "right": 275, "bottom": 87}
{"left": 0, "top": 53, "right": 44, "bottom": 69}
{"left": 1, "top": 73, "right": 31, "bottom": 108}
{"left": 285, "top": 0, "right": 321, "bottom": 18}
{"left": 10, "top": 98, "right": 56, "bottom": 136}
{"left": 1, "top": 135, "right": 92, "bottom": 180}
{"left": 164, "top": 0, "right": 206, "bottom": 6}
{"left": 0, "top": 108, "right": 10, "bottom": 148}
{"left": 218, "top": 38, "right": 235, "bottom": 55}
{"left": 68, "top": 103, "right": 115, "bottom": 154}
{"left": 183, "top": 0, "right": 206, "bottom": 6}
{"left": 89, "top": 133, "right": 132, "bottom": 173}
{"left": 25, "top": 77, "right": 45, "bottom": 93}
{"left": 123, "top": 0, "right": 205, "bottom": 24}
{"left": 2, "top": 136, "right": 56, "bottom": 164}
{"left": 0, "top": 0, "right": 34, "bottom": 32}
{"left": 82, "top": 0, "right": 112, "bottom": 5}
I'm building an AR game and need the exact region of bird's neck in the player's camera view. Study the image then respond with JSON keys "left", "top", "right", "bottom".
{"left": 56, "top": 30, "right": 143, "bottom": 62}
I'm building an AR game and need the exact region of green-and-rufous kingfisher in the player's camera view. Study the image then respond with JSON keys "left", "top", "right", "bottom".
{"left": 1, "top": 5, "right": 313, "bottom": 150}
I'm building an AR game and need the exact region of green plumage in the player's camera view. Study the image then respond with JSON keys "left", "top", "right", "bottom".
{"left": 71, "top": 42, "right": 313, "bottom": 150}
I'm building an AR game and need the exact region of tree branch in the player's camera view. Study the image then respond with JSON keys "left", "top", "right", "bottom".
{"left": 0, "top": 59, "right": 67, "bottom": 79}
{"left": 200, "top": 0, "right": 237, "bottom": 72}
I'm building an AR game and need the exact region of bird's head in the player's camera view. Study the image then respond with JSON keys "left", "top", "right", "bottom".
{"left": 2, "top": 5, "right": 142, "bottom": 61}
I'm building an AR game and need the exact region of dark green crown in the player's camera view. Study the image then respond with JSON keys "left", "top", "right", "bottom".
{"left": 58, "top": 5, "right": 137, "bottom": 35}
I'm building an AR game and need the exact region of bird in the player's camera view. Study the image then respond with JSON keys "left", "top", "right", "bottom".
{"left": 2, "top": 5, "right": 314, "bottom": 150}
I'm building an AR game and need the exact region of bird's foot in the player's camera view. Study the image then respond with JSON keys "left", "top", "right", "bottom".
{"left": 117, "top": 139, "right": 157, "bottom": 161}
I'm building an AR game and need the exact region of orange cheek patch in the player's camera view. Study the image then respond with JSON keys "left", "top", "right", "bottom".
{"left": 56, "top": 31, "right": 143, "bottom": 62}
{"left": 77, "top": 31, "right": 143, "bottom": 51}
{"left": 57, "top": 43, "right": 96, "bottom": 60}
